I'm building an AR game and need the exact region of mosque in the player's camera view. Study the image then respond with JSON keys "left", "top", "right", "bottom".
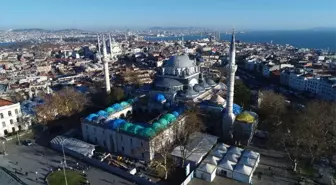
{"left": 80, "top": 31, "right": 258, "bottom": 163}
{"left": 151, "top": 54, "right": 218, "bottom": 103}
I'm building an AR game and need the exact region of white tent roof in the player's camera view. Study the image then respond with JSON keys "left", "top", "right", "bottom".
{"left": 216, "top": 143, "right": 230, "bottom": 152}
{"left": 234, "top": 164, "right": 253, "bottom": 176}
{"left": 203, "top": 155, "right": 221, "bottom": 166}
{"left": 227, "top": 146, "right": 243, "bottom": 156}
{"left": 210, "top": 148, "right": 226, "bottom": 158}
{"left": 238, "top": 157, "right": 257, "bottom": 167}
{"left": 224, "top": 153, "right": 240, "bottom": 163}
{"left": 218, "top": 159, "right": 237, "bottom": 171}
{"left": 242, "top": 150, "right": 260, "bottom": 160}
{"left": 197, "top": 162, "right": 217, "bottom": 174}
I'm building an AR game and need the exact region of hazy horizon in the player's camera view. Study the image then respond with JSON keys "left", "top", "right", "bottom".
{"left": 1, "top": 0, "right": 336, "bottom": 31}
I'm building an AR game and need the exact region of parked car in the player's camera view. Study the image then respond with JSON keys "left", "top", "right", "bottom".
{"left": 23, "top": 140, "right": 33, "bottom": 146}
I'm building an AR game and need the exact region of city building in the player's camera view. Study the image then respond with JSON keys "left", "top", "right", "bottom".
{"left": 0, "top": 99, "right": 28, "bottom": 137}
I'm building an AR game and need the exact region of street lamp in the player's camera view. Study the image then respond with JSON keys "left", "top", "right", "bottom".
{"left": 2, "top": 141, "right": 7, "bottom": 155}
{"left": 16, "top": 131, "right": 21, "bottom": 146}
{"left": 61, "top": 139, "right": 68, "bottom": 185}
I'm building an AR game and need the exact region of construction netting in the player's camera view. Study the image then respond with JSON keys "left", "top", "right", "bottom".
{"left": 106, "top": 119, "right": 126, "bottom": 130}
{"left": 127, "top": 124, "right": 144, "bottom": 135}
{"left": 162, "top": 113, "right": 176, "bottom": 123}
{"left": 120, "top": 122, "right": 133, "bottom": 131}
{"left": 154, "top": 93, "right": 166, "bottom": 103}
{"left": 141, "top": 128, "right": 156, "bottom": 138}
{"left": 97, "top": 110, "right": 108, "bottom": 117}
{"left": 105, "top": 107, "right": 115, "bottom": 114}
{"left": 111, "top": 103, "right": 122, "bottom": 111}
{"left": 236, "top": 111, "right": 256, "bottom": 124}
{"left": 172, "top": 111, "right": 179, "bottom": 118}
{"left": 158, "top": 118, "right": 169, "bottom": 126}
{"left": 86, "top": 113, "right": 98, "bottom": 121}
{"left": 223, "top": 103, "right": 242, "bottom": 116}
{"left": 152, "top": 122, "right": 164, "bottom": 132}
{"left": 120, "top": 101, "right": 130, "bottom": 107}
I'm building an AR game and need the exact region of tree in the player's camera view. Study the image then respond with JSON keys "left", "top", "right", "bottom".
{"left": 173, "top": 104, "right": 205, "bottom": 167}
{"left": 234, "top": 80, "right": 251, "bottom": 108}
{"left": 294, "top": 101, "right": 336, "bottom": 164}
{"left": 35, "top": 88, "right": 89, "bottom": 125}
{"left": 257, "top": 90, "right": 287, "bottom": 131}
{"left": 110, "top": 87, "right": 125, "bottom": 102}
{"left": 148, "top": 132, "right": 175, "bottom": 180}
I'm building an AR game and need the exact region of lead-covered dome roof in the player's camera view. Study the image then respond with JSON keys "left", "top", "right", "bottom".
{"left": 164, "top": 54, "right": 196, "bottom": 68}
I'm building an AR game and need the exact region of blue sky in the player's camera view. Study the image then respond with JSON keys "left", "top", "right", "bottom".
{"left": 1, "top": 0, "right": 336, "bottom": 30}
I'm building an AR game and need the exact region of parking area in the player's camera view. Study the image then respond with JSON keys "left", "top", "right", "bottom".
{"left": 0, "top": 139, "right": 134, "bottom": 185}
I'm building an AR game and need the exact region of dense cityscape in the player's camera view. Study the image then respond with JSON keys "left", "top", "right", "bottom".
{"left": 0, "top": 1, "right": 336, "bottom": 185}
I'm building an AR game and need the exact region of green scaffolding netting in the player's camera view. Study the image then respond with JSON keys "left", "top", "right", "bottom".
{"left": 106, "top": 107, "right": 115, "bottom": 114}
{"left": 120, "top": 122, "right": 133, "bottom": 131}
{"left": 142, "top": 128, "right": 156, "bottom": 138}
{"left": 158, "top": 118, "right": 169, "bottom": 127}
{"left": 120, "top": 101, "right": 129, "bottom": 107}
{"left": 152, "top": 122, "right": 164, "bottom": 132}
{"left": 162, "top": 113, "right": 176, "bottom": 123}
{"left": 128, "top": 125, "right": 144, "bottom": 135}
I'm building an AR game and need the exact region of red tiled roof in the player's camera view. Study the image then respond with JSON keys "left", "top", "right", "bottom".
{"left": 0, "top": 99, "right": 13, "bottom": 106}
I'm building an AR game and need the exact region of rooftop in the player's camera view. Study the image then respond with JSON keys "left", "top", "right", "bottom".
{"left": 0, "top": 98, "right": 13, "bottom": 107}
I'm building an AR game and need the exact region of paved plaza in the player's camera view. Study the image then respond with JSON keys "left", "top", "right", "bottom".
{"left": 0, "top": 139, "right": 135, "bottom": 185}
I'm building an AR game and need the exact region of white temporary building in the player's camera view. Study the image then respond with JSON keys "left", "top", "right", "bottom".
{"left": 217, "top": 159, "right": 236, "bottom": 178}
{"left": 210, "top": 148, "right": 226, "bottom": 158}
{"left": 203, "top": 155, "right": 221, "bottom": 166}
{"left": 224, "top": 153, "right": 240, "bottom": 163}
{"left": 227, "top": 146, "right": 244, "bottom": 156}
{"left": 195, "top": 162, "right": 217, "bottom": 182}
{"left": 242, "top": 150, "right": 260, "bottom": 161}
{"left": 238, "top": 157, "right": 257, "bottom": 168}
{"left": 215, "top": 143, "right": 230, "bottom": 152}
{"left": 233, "top": 164, "right": 253, "bottom": 183}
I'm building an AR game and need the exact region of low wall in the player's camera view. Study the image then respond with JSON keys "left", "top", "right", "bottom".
{"left": 50, "top": 144, "right": 156, "bottom": 185}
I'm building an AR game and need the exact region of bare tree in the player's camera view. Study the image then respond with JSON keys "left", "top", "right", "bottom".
{"left": 173, "top": 105, "right": 205, "bottom": 167}
{"left": 258, "top": 90, "right": 287, "bottom": 131}
{"left": 148, "top": 133, "right": 175, "bottom": 180}
{"left": 295, "top": 101, "right": 336, "bottom": 164}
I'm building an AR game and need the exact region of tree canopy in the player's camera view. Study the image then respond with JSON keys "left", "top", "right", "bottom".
{"left": 258, "top": 90, "right": 336, "bottom": 169}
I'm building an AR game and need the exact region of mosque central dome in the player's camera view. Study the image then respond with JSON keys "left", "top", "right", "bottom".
{"left": 164, "top": 54, "right": 196, "bottom": 68}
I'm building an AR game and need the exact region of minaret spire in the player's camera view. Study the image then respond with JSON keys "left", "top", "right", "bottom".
{"left": 102, "top": 35, "right": 108, "bottom": 57}
{"left": 223, "top": 29, "right": 238, "bottom": 141}
{"left": 97, "top": 35, "right": 101, "bottom": 54}
{"left": 102, "top": 35, "right": 111, "bottom": 93}
{"left": 109, "top": 34, "right": 113, "bottom": 55}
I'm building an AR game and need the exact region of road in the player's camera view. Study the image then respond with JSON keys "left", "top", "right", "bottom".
{"left": 0, "top": 139, "right": 134, "bottom": 185}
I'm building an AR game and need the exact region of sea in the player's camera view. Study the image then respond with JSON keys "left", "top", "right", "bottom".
{"left": 145, "top": 30, "right": 336, "bottom": 52}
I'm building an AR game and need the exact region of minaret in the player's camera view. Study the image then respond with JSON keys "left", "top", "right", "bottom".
{"left": 28, "top": 86, "right": 33, "bottom": 99}
{"left": 102, "top": 35, "right": 111, "bottom": 93}
{"left": 97, "top": 35, "right": 101, "bottom": 54}
{"left": 223, "top": 29, "right": 237, "bottom": 141}
{"left": 109, "top": 34, "right": 113, "bottom": 55}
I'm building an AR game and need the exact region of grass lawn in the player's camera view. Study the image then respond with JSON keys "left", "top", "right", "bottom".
{"left": 47, "top": 170, "right": 86, "bottom": 185}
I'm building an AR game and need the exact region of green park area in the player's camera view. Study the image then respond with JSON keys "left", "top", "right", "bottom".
{"left": 47, "top": 170, "right": 86, "bottom": 185}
